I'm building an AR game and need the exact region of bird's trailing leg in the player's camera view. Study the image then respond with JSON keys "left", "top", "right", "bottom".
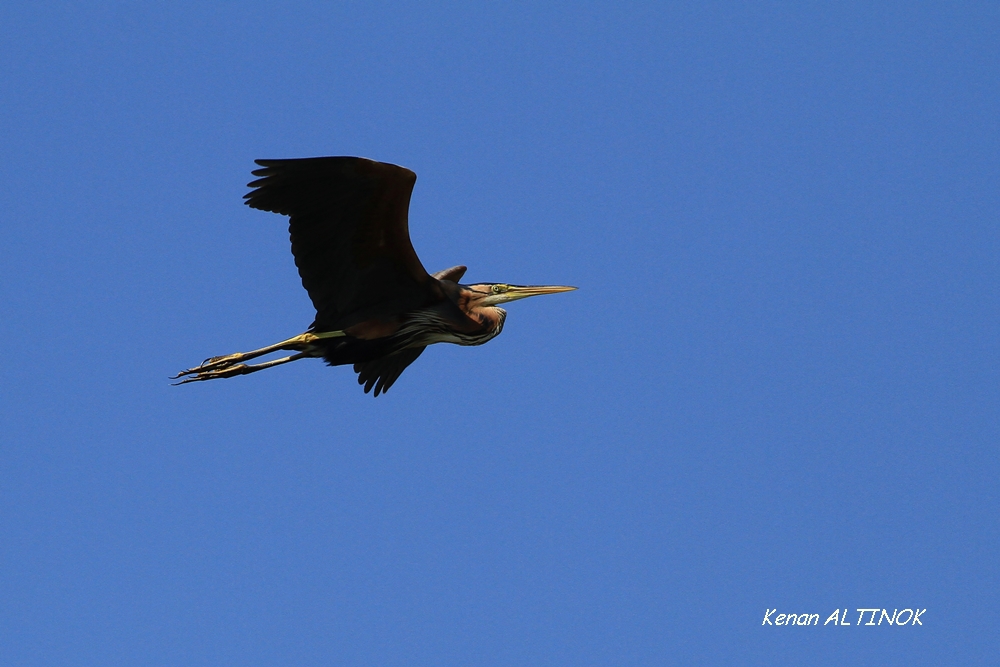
{"left": 172, "top": 330, "right": 345, "bottom": 381}
{"left": 172, "top": 352, "right": 311, "bottom": 385}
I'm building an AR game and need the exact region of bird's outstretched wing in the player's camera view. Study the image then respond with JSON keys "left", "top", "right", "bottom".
{"left": 244, "top": 157, "right": 440, "bottom": 330}
{"left": 353, "top": 346, "right": 426, "bottom": 396}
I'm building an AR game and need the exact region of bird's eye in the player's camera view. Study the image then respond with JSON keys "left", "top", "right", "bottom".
{"left": 492, "top": 285, "right": 503, "bottom": 294}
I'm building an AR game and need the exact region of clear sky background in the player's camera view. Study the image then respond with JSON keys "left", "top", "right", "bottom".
{"left": 1, "top": 3, "right": 997, "bottom": 665}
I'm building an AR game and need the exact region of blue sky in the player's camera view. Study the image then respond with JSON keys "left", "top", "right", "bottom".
{"left": 1, "top": 2, "right": 997, "bottom": 665}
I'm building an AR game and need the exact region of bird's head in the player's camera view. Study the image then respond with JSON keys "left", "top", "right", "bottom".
{"left": 466, "top": 283, "right": 577, "bottom": 307}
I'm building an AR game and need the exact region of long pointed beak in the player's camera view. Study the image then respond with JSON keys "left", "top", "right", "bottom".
{"left": 502, "top": 285, "right": 577, "bottom": 303}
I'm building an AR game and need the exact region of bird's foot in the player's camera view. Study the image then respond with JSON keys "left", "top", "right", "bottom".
{"left": 199, "top": 352, "right": 247, "bottom": 371}
{"left": 171, "top": 352, "right": 250, "bottom": 379}
{"left": 171, "top": 332, "right": 338, "bottom": 384}
{"left": 171, "top": 363, "right": 252, "bottom": 385}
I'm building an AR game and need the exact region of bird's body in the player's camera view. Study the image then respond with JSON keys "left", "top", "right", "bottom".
{"left": 174, "top": 157, "right": 574, "bottom": 395}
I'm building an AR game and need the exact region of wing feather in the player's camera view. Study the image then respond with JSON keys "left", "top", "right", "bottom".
{"left": 244, "top": 157, "right": 439, "bottom": 330}
{"left": 431, "top": 265, "right": 467, "bottom": 282}
{"left": 354, "top": 347, "right": 426, "bottom": 396}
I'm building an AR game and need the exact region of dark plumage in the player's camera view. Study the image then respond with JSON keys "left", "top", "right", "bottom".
{"left": 173, "top": 157, "right": 575, "bottom": 395}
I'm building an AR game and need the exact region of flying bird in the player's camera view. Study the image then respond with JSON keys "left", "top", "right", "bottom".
{"left": 173, "top": 157, "right": 575, "bottom": 396}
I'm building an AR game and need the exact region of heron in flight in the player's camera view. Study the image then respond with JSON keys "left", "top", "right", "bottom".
{"left": 173, "top": 157, "right": 575, "bottom": 395}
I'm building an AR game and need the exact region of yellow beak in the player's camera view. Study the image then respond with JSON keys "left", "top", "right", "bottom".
{"left": 496, "top": 285, "right": 577, "bottom": 304}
